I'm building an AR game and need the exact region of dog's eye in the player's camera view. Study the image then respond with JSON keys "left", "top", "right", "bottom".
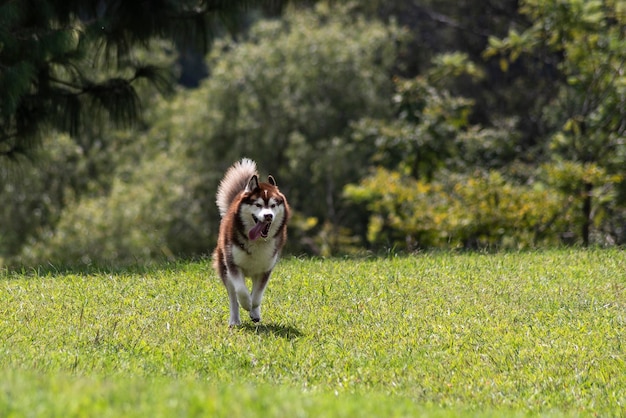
{"left": 270, "top": 204, "right": 276, "bottom": 208}
{"left": 255, "top": 203, "right": 262, "bottom": 208}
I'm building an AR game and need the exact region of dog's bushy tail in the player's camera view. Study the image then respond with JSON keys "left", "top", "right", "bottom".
{"left": 216, "top": 158, "right": 258, "bottom": 218}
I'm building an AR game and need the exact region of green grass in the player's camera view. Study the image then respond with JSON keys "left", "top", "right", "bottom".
{"left": 1, "top": 249, "right": 625, "bottom": 417}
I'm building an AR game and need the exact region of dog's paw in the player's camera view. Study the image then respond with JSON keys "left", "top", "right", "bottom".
{"left": 250, "top": 307, "right": 261, "bottom": 322}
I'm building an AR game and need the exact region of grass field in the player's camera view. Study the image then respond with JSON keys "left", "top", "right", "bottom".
{"left": 1, "top": 249, "right": 625, "bottom": 417}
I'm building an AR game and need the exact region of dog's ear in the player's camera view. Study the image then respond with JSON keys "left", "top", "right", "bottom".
{"left": 245, "top": 175, "right": 259, "bottom": 192}
{"left": 268, "top": 175, "right": 276, "bottom": 186}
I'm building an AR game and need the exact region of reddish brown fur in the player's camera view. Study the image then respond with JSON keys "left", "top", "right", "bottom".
{"left": 212, "top": 180, "right": 290, "bottom": 278}
{"left": 212, "top": 161, "right": 290, "bottom": 325}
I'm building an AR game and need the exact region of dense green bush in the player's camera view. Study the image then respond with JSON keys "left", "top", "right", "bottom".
{"left": 345, "top": 168, "right": 566, "bottom": 250}
{"left": 0, "top": 134, "right": 85, "bottom": 262}
{"left": 18, "top": 151, "right": 195, "bottom": 266}
{"left": 539, "top": 160, "right": 625, "bottom": 245}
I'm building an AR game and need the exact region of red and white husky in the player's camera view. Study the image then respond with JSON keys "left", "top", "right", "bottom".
{"left": 212, "top": 158, "right": 290, "bottom": 326}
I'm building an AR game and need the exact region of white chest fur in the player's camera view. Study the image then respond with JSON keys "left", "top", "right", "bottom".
{"left": 231, "top": 239, "right": 279, "bottom": 276}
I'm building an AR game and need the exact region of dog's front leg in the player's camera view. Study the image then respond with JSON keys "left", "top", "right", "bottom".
{"left": 225, "top": 268, "right": 251, "bottom": 326}
{"left": 250, "top": 271, "right": 271, "bottom": 322}
{"left": 229, "top": 268, "right": 252, "bottom": 314}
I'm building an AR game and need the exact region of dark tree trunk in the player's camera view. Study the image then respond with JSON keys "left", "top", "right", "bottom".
{"left": 581, "top": 181, "right": 593, "bottom": 247}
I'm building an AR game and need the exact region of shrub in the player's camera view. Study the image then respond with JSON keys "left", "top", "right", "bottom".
{"left": 345, "top": 168, "right": 565, "bottom": 250}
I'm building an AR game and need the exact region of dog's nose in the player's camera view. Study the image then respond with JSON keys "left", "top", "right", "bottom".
{"left": 264, "top": 213, "right": 273, "bottom": 222}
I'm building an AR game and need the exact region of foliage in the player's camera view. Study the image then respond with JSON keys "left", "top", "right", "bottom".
{"left": 2, "top": 1, "right": 626, "bottom": 264}
{"left": 356, "top": 75, "right": 473, "bottom": 181}
{"left": 345, "top": 0, "right": 626, "bottom": 251}
{"left": 2, "top": 250, "right": 626, "bottom": 416}
{"left": 0, "top": 0, "right": 291, "bottom": 157}
{"left": 0, "top": 134, "right": 85, "bottom": 260}
{"left": 2, "top": 4, "right": 402, "bottom": 265}
{"left": 484, "top": 0, "right": 626, "bottom": 245}
{"left": 193, "top": 2, "right": 401, "bottom": 209}
{"left": 0, "top": 41, "right": 180, "bottom": 266}
{"left": 154, "top": 3, "right": 401, "bottom": 255}
{"left": 345, "top": 168, "right": 565, "bottom": 249}
{"left": 17, "top": 151, "right": 195, "bottom": 266}
{"left": 349, "top": 52, "right": 520, "bottom": 181}
{"left": 344, "top": 50, "right": 545, "bottom": 251}
{"left": 540, "top": 160, "right": 625, "bottom": 245}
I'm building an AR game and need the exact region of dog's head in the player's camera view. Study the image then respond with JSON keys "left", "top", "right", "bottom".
{"left": 240, "top": 175, "right": 288, "bottom": 241}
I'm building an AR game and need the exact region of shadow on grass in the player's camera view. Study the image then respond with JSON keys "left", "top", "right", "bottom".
{"left": 1, "top": 257, "right": 210, "bottom": 279}
{"left": 240, "top": 322, "right": 304, "bottom": 340}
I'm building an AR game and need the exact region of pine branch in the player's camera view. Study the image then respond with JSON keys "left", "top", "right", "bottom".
{"left": 0, "top": 0, "right": 293, "bottom": 157}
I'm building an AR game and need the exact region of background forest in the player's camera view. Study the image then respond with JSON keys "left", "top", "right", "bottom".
{"left": 1, "top": 0, "right": 625, "bottom": 266}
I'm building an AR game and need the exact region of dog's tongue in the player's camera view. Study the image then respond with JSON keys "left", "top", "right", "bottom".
{"left": 248, "top": 222, "right": 266, "bottom": 241}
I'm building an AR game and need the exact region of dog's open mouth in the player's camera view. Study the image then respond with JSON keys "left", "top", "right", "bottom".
{"left": 249, "top": 216, "right": 272, "bottom": 241}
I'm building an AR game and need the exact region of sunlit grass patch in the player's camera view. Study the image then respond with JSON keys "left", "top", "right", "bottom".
{"left": 1, "top": 249, "right": 625, "bottom": 416}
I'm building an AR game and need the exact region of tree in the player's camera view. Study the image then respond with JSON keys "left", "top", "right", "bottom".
{"left": 181, "top": 3, "right": 401, "bottom": 254}
{"left": 485, "top": 0, "right": 626, "bottom": 245}
{"left": 0, "top": 133, "right": 82, "bottom": 260}
{"left": 9, "top": 4, "right": 401, "bottom": 265}
{"left": 0, "top": 0, "right": 291, "bottom": 159}
{"left": 355, "top": 53, "right": 484, "bottom": 182}
{"left": 343, "top": 52, "right": 556, "bottom": 251}
{"left": 359, "top": 0, "right": 556, "bottom": 159}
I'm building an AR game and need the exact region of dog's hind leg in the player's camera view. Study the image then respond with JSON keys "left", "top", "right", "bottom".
{"left": 250, "top": 271, "right": 271, "bottom": 322}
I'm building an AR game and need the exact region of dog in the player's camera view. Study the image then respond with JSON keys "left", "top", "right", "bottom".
{"left": 212, "top": 158, "right": 290, "bottom": 326}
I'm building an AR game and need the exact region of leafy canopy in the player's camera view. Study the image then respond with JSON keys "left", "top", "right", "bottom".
{"left": 0, "top": 0, "right": 287, "bottom": 158}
